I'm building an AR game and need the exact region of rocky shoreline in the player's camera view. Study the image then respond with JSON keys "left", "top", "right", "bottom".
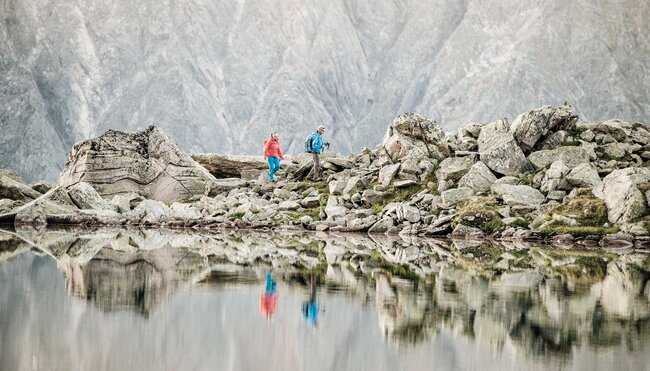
{"left": 1, "top": 103, "right": 650, "bottom": 248}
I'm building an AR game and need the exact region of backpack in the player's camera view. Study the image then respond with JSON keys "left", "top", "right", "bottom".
{"left": 263, "top": 139, "right": 269, "bottom": 154}
{"left": 304, "top": 133, "right": 316, "bottom": 153}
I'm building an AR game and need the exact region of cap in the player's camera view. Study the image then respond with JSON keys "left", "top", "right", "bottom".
{"left": 317, "top": 125, "right": 326, "bottom": 131}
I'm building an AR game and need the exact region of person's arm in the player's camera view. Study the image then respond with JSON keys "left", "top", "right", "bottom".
{"left": 263, "top": 140, "right": 272, "bottom": 158}
{"left": 279, "top": 146, "right": 284, "bottom": 160}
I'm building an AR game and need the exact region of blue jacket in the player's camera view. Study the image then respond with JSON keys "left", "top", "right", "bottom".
{"left": 311, "top": 131, "right": 328, "bottom": 154}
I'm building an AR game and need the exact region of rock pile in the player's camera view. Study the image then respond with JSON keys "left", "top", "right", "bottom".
{"left": 2, "top": 103, "right": 649, "bottom": 246}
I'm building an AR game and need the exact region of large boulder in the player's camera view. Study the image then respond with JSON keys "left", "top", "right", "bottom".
{"left": 58, "top": 126, "right": 221, "bottom": 202}
{"left": 192, "top": 154, "right": 269, "bottom": 178}
{"left": 436, "top": 156, "right": 476, "bottom": 185}
{"left": 491, "top": 184, "right": 545, "bottom": 206}
{"left": 441, "top": 187, "right": 474, "bottom": 205}
{"left": 477, "top": 119, "right": 532, "bottom": 176}
{"left": 457, "top": 161, "right": 497, "bottom": 193}
{"left": 528, "top": 145, "right": 594, "bottom": 170}
{"left": 600, "top": 168, "right": 650, "bottom": 224}
{"left": 565, "top": 163, "right": 602, "bottom": 189}
{"left": 509, "top": 103, "right": 577, "bottom": 153}
{"left": 378, "top": 113, "right": 447, "bottom": 161}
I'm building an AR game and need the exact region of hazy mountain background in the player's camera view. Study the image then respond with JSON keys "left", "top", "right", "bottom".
{"left": 1, "top": 0, "right": 649, "bottom": 181}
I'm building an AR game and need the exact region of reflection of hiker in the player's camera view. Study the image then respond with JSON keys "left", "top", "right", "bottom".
{"left": 304, "top": 126, "right": 329, "bottom": 181}
{"left": 302, "top": 276, "right": 318, "bottom": 327}
{"left": 263, "top": 133, "right": 284, "bottom": 182}
{"left": 260, "top": 272, "right": 278, "bottom": 319}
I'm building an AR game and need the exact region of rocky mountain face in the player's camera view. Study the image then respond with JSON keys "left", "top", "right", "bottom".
{"left": 1, "top": 0, "right": 649, "bottom": 181}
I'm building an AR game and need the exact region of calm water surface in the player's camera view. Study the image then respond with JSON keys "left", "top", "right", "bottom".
{"left": 1, "top": 228, "right": 650, "bottom": 371}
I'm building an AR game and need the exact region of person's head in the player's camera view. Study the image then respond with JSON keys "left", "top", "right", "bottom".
{"left": 271, "top": 132, "right": 278, "bottom": 140}
{"left": 317, "top": 125, "right": 325, "bottom": 135}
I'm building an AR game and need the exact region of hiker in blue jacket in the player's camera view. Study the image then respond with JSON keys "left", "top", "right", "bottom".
{"left": 305, "top": 126, "right": 330, "bottom": 181}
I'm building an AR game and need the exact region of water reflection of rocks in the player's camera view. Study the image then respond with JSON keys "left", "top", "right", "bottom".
{"left": 2, "top": 226, "right": 650, "bottom": 359}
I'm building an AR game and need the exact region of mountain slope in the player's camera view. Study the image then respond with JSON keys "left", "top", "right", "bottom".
{"left": 1, "top": 0, "right": 649, "bottom": 181}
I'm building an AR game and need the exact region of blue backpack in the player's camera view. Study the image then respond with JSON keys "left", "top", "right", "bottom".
{"left": 304, "top": 133, "right": 316, "bottom": 153}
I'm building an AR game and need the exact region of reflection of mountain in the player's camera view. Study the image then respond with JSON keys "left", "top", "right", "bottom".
{"left": 3, "top": 226, "right": 650, "bottom": 360}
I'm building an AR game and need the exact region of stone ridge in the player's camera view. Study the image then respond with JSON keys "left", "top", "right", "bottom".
{"left": 1, "top": 104, "right": 649, "bottom": 248}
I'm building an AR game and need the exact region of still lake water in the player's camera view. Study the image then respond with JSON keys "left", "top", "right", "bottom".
{"left": 1, "top": 227, "right": 650, "bottom": 371}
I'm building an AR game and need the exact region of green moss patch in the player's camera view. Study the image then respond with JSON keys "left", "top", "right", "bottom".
{"left": 453, "top": 197, "right": 505, "bottom": 234}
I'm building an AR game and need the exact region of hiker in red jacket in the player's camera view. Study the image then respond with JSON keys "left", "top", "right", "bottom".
{"left": 263, "top": 133, "right": 284, "bottom": 182}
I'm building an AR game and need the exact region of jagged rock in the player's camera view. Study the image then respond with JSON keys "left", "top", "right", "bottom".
{"left": 211, "top": 179, "right": 248, "bottom": 195}
{"left": 110, "top": 192, "right": 145, "bottom": 213}
{"left": 539, "top": 130, "right": 568, "bottom": 150}
{"left": 540, "top": 160, "right": 570, "bottom": 194}
{"left": 528, "top": 145, "right": 593, "bottom": 170}
{"left": 394, "top": 180, "right": 417, "bottom": 188}
{"left": 300, "top": 196, "right": 321, "bottom": 209}
{"left": 478, "top": 119, "right": 532, "bottom": 176}
{"left": 324, "top": 157, "right": 354, "bottom": 170}
{"left": 343, "top": 177, "right": 363, "bottom": 196}
{"left": 361, "top": 190, "right": 383, "bottom": 206}
{"left": 457, "top": 161, "right": 496, "bottom": 193}
{"left": 565, "top": 163, "right": 602, "bottom": 188}
{"left": 398, "top": 158, "right": 420, "bottom": 176}
{"left": 601, "top": 143, "right": 627, "bottom": 159}
{"left": 273, "top": 188, "right": 292, "bottom": 200}
{"left": 491, "top": 184, "right": 545, "bottom": 206}
{"left": 378, "top": 163, "right": 401, "bottom": 186}
{"left": 441, "top": 187, "right": 474, "bottom": 205}
{"left": 67, "top": 182, "right": 112, "bottom": 210}
{"left": 278, "top": 200, "right": 300, "bottom": 211}
{"left": 510, "top": 103, "right": 576, "bottom": 152}
{"left": 379, "top": 113, "right": 446, "bottom": 161}
{"left": 170, "top": 202, "right": 203, "bottom": 220}
{"left": 450, "top": 224, "right": 485, "bottom": 239}
{"left": 325, "top": 196, "right": 347, "bottom": 220}
{"left": 493, "top": 176, "right": 520, "bottom": 186}
{"left": 329, "top": 180, "right": 346, "bottom": 196}
{"left": 0, "top": 175, "right": 41, "bottom": 201}
{"left": 125, "top": 199, "right": 173, "bottom": 224}
{"left": 191, "top": 154, "right": 268, "bottom": 178}
{"left": 436, "top": 156, "right": 476, "bottom": 189}
{"left": 580, "top": 129, "right": 596, "bottom": 142}
{"left": 592, "top": 120, "right": 632, "bottom": 142}
{"left": 601, "top": 168, "right": 650, "bottom": 223}
{"left": 30, "top": 181, "right": 54, "bottom": 194}
{"left": 395, "top": 203, "right": 421, "bottom": 223}
{"left": 58, "top": 126, "right": 221, "bottom": 202}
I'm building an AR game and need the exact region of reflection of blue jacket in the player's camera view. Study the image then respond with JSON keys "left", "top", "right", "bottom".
{"left": 311, "top": 131, "right": 328, "bottom": 154}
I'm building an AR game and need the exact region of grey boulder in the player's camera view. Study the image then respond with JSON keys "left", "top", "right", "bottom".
{"left": 478, "top": 119, "right": 532, "bottom": 176}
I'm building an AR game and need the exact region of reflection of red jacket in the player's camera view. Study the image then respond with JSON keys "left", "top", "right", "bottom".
{"left": 263, "top": 138, "right": 284, "bottom": 159}
{"left": 260, "top": 292, "right": 278, "bottom": 318}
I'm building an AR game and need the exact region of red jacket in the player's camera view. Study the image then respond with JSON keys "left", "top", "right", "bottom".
{"left": 263, "top": 138, "right": 284, "bottom": 159}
